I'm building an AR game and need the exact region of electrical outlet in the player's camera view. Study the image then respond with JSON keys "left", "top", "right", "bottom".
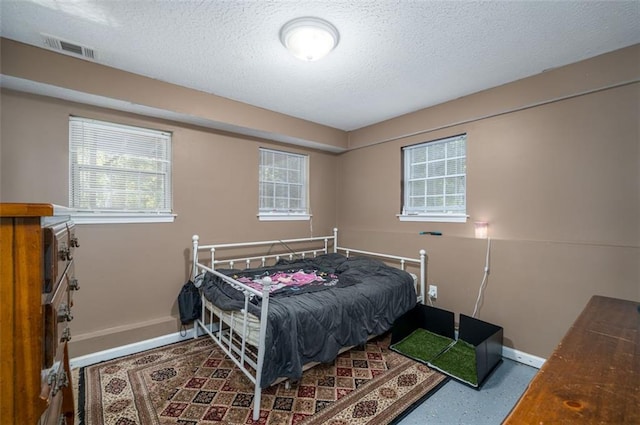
{"left": 428, "top": 285, "right": 438, "bottom": 299}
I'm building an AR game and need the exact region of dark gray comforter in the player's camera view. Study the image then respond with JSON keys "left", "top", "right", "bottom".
{"left": 200, "top": 253, "right": 417, "bottom": 387}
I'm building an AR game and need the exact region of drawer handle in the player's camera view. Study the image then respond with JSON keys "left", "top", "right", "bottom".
{"left": 58, "top": 247, "right": 73, "bottom": 261}
{"left": 69, "top": 278, "right": 80, "bottom": 291}
{"left": 50, "top": 370, "right": 68, "bottom": 397}
{"left": 57, "top": 304, "right": 73, "bottom": 322}
{"left": 56, "top": 370, "right": 69, "bottom": 391}
{"left": 46, "top": 369, "right": 57, "bottom": 396}
{"left": 61, "top": 327, "right": 72, "bottom": 343}
{"left": 71, "top": 237, "right": 80, "bottom": 248}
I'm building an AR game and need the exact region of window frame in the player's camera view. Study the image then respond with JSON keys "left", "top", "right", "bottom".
{"left": 68, "top": 116, "right": 175, "bottom": 224}
{"left": 399, "top": 134, "right": 468, "bottom": 223}
{"left": 258, "top": 147, "right": 310, "bottom": 222}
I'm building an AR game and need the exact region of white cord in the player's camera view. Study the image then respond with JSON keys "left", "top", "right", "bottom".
{"left": 472, "top": 237, "right": 491, "bottom": 318}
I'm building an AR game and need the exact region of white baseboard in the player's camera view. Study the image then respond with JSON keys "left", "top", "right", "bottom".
{"left": 69, "top": 324, "right": 217, "bottom": 369}
{"left": 502, "top": 346, "right": 545, "bottom": 369}
{"left": 454, "top": 330, "right": 545, "bottom": 369}
{"left": 71, "top": 324, "right": 545, "bottom": 370}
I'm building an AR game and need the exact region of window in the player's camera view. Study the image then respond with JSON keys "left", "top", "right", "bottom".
{"left": 69, "top": 117, "right": 174, "bottom": 224}
{"left": 258, "top": 148, "right": 309, "bottom": 221}
{"left": 400, "top": 134, "right": 467, "bottom": 222}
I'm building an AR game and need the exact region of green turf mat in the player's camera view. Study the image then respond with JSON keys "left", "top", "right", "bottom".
{"left": 391, "top": 329, "right": 480, "bottom": 387}
{"left": 429, "top": 339, "right": 479, "bottom": 387}
{"left": 390, "top": 328, "right": 454, "bottom": 363}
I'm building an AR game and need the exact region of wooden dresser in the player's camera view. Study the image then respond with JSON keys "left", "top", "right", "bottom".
{"left": 1, "top": 203, "right": 80, "bottom": 425}
{"left": 503, "top": 295, "right": 640, "bottom": 424}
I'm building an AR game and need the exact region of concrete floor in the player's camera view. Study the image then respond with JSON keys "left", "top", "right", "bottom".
{"left": 396, "top": 359, "right": 538, "bottom": 425}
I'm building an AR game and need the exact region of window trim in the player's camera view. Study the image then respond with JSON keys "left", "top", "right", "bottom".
{"left": 69, "top": 211, "right": 176, "bottom": 224}
{"left": 257, "top": 212, "right": 312, "bottom": 222}
{"left": 258, "top": 148, "right": 310, "bottom": 222}
{"left": 399, "top": 134, "right": 467, "bottom": 223}
{"left": 397, "top": 213, "right": 468, "bottom": 223}
{"left": 68, "top": 116, "right": 174, "bottom": 224}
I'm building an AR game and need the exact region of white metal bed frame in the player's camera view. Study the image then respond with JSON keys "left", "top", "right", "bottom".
{"left": 191, "top": 228, "right": 426, "bottom": 421}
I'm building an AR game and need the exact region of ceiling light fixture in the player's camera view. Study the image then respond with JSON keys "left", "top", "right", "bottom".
{"left": 280, "top": 17, "right": 339, "bottom": 61}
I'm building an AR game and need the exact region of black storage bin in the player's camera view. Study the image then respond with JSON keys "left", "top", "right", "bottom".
{"left": 457, "top": 313, "right": 504, "bottom": 388}
{"left": 390, "top": 304, "right": 503, "bottom": 389}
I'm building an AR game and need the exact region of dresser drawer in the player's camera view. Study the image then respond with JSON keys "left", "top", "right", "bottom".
{"left": 39, "top": 348, "right": 71, "bottom": 425}
{"left": 43, "top": 222, "right": 78, "bottom": 294}
{"left": 43, "top": 274, "right": 73, "bottom": 368}
{"left": 39, "top": 374, "right": 64, "bottom": 425}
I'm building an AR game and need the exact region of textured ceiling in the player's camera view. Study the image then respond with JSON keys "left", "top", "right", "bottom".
{"left": 1, "top": 0, "right": 639, "bottom": 131}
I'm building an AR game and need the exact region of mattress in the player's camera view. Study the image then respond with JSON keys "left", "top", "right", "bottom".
{"left": 200, "top": 253, "right": 418, "bottom": 387}
{"left": 203, "top": 298, "right": 261, "bottom": 347}
{"left": 203, "top": 271, "right": 418, "bottom": 357}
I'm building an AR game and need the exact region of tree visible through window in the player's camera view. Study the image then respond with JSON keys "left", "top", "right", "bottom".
{"left": 69, "top": 117, "right": 172, "bottom": 214}
{"left": 402, "top": 134, "right": 467, "bottom": 222}
{"left": 259, "top": 148, "right": 308, "bottom": 219}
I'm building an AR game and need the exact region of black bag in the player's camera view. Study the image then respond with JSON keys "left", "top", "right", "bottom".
{"left": 178, "top": 280, "right": 201, "bottom": 325}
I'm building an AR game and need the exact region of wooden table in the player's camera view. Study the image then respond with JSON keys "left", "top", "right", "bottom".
{"left": 503, "top": 295, "right": 639, "bottom": 424}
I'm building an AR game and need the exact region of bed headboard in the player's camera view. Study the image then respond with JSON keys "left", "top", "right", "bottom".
{"left": 192, "top": 228, "right": 338, "bottom": 277}
{"left": 190, "top": 228, "right": 428, "bottom": 303}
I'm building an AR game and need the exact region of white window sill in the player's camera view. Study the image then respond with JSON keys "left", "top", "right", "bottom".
{"left": 397, "top": 214, "right": 468, "bottom": 223}
{"left": 69, "top": 212, "right": 176, "bottom": 224}
{"left": 258, "top": 213, "right": 311, "bottom": 222}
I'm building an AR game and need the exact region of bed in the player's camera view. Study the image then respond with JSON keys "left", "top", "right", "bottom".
{"left": 190, "top": 228, "right": 426, "bottom": 421}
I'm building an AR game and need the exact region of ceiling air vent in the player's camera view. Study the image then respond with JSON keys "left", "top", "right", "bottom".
{"left": 42, "top": 34, "right": 95, "bottom": 60}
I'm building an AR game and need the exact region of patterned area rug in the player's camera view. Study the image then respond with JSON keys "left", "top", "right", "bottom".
{"left": 77, "top": 335, "right": 447, "bottom": 425}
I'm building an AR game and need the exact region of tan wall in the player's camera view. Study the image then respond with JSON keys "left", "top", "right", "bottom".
{"left": 339, "top": 47, "right": 640, "bottom": 358}
{"left": 1, "top": 38, "right": 348, "bottom": 152}
{"left": 1, "top": 41, "right": 638, "bottom": 361}
{"left": 349, "top": 44, "right": 640, "bottom": 150}
{"left": 0, "top": 90, "right": 338, "bottom": 356}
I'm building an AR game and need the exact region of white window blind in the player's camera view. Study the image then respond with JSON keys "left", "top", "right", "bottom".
{"left": 402, "top": 134, "right": 467, "bottom": 222}
{"left": 69, "top": 117, "right": 172, "bottom": 217}
{"left": 259, "top": 148, "right": 309, "bottom": 220}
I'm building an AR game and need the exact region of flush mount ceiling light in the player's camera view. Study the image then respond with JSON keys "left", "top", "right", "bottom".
{"left": 280, "top": 17, "right": 339, "bottom": 61}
